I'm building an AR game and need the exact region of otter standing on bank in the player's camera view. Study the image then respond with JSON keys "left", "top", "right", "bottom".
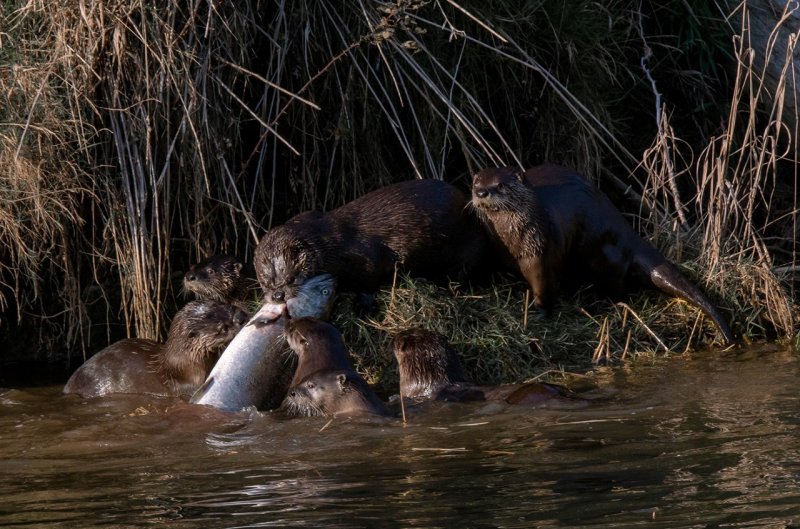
{"left": 254, "top": 179, "right": 487, "bottom": 305}
{"left": 184, "top": 254, "right": 259, "bottom": 308}
{"left": 63, "top": 300, "right": 248, "bottom": 398}
{"left": 280, "top": 318, "right": 389, "bottom": 418}
{"left": 471, "top": 164, "right": 735, "bottom": 344}
{"left": 392, "top": 328, "right": 569, "bottom": 405}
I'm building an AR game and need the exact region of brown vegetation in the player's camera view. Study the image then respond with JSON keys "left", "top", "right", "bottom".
{"left": 0, "top": 1, "right": 797, "bottom": 381}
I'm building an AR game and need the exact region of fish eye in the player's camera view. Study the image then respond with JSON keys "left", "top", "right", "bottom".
{"left": 321, "top": 288, "right": 331, "bottom": 296}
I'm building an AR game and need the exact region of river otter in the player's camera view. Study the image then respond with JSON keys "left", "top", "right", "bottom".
{"left": 471, "top": 164, "right": 735, "bottom": 344}
{"left": 281, "top": 370, "right": 389, "bottom": 418}
{"left": 183, "top": 254, "right": 259, "bottom": 307}
{"left": 63, "top": 300, "right": 248, "bottom": 398}
{"left": 284, "top": 317, "right": 354, "bottom": 388}
{"left": 254, "top": 179, "right": 487, "bottom": 306}
{"left": 392, "top": 327, "right": 570, "bottom": 406}
{"left": 279, "top": 317, "right": 389, "bottom": 418}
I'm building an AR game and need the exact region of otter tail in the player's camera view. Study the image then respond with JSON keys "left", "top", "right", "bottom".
{"left": 644, "top": 257, "right": 735, "bottom": 345}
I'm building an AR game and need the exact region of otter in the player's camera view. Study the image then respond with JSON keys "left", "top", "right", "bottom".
{"left": 63, "top": 300, "right": 248, "bottom": 398}
{"left": 183, "top": 254, "right": 259, "bottom": 307}
{"left": 284, "top": 317, "right": 354, "bottom": 388}
{"left": 254, "top": 179, "right": 487, "bottom": 306}
{"left": 471, "top": 164, "right": 735, "bottom": 344}
{"left": 281, "top": 370, "right": 389, "bottom": 418}
{"left": 279, "top": 317, "right": 389, "bottom": 418}
{"left": 392, "top": 327, "right": 570, "bottom": 406}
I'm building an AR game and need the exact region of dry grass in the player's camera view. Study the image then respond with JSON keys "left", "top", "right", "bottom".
{"left": 332, "top": 272, "right": 739, "bottom": 391}
{"left": 0, "top": 0, "right": 797, "bottom": 370}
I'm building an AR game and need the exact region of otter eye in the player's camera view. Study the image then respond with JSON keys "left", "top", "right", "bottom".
{"left": 497, "top": 182, "right": 506, "bottom": 192}
{"left": 206, "top": 268, "right": 215, "bottom": 275}
{"left": 305, "top": 381, "right": 315, "bottom": 389}
{"left": 300, "top": 338, "right": 308, "bottom": 347}
{"left": 272, "top": 290, "right": 285, "bottom": 302}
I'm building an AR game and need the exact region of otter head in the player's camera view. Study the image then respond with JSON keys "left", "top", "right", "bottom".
{"left": 281, "top": 370, "right": 384, "bottom": 418}
{"left": 471, "top": 167, "right": 530, "bottom": 214}
{"left": 254, "top": 225, "right": 326, "bottom": 306}
{"left": 183, "top": 254, "right": 245, "bottom": 302}
{"left": 392, "top": 328, "right": 471, "bottom": 399}
{"left": 285, "top": 316, "right": 352, "bottom": 387}
{"left": 285, "top": 317, "right": 345, "bottom": 358}
{"left": 161, "top": 300, "right": 248, "bottom": 387}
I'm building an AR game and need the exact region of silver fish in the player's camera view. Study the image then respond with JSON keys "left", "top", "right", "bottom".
{"left": 190, "top": 274, "right": 336, "bottom": 412}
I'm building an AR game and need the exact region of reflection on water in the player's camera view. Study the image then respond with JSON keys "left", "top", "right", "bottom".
{"left": 1, "top": 345, "right": 800, "bottom": 528}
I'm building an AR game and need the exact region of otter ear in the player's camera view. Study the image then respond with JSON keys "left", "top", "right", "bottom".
{"left": 337, "top": 372, "right": 350, "bottom": 391}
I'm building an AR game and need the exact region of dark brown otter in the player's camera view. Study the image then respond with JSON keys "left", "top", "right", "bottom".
{"left": 284, "top": 317, "right": 354, "bottom": 388}
{"left": 63, "top": 300, "right": 248, "bottom": 398}
{"left": 279, "top": 317, "right": 388, "bottom": 418}
{"left": 392, "top": 327, "right": 569, "bottom": 406}
{"left": 471, "top": 164, "right": 735, "bottom": 345}
{"left": 183, "top": 254, "right": 259, "bottom": 307}
{"left": 281, "top": 370, "right": 389, "bottom": 418}
{"left": 254, "top": 179, "right": 487, "bottom": 305}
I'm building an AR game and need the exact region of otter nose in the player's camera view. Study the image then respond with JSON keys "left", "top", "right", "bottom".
{"left": 272, "top": 290, "right": 285, "bottom": 302}
{"left": 185, "top": 271, "right": 196, "bottom": 281}
{"left": 474, "top": 188, "right": 488, "bottom": 199}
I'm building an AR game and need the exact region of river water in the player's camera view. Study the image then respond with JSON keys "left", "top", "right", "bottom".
{"left": 2, "top": 344, "right": 799, "bottom": 528}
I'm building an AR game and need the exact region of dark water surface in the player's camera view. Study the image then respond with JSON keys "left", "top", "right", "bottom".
{"left": 2, "top": 346, "right": 800, "bottom": 528}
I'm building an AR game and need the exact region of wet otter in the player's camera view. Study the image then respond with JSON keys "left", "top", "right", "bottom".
{"left": 183, "top": 254, "right": 259, "bottom": 307}
{"left": 279, "top": 318, "right": 388, "bottom": 418}
{"left": 63, "top": 300, "right": 248, "bottom": 398}
{"left": 281, "top": 370, "right": 389, "bottom": 418}
{"left": 254, "top": 179, "right": 487, "bottom": 305}
{"left": 190, "top": 274, "right": 337, "bottom": 412}
{"left": 392, "top": 327, "right": 569, "bottom": 406}
{"left": 471, "top": 164, "right": 735, "bottom": 344}
{"left": 284, "top": 317, "right": 354, "bottom": 388}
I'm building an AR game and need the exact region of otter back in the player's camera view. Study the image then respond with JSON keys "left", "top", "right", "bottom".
{"left": 255, "top": 179, "right": 487, "bottom": 302}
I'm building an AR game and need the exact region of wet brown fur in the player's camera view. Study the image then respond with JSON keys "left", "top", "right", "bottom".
{"left": 184, "top": 254, "right": 259, "bottom": 307}
{"left": 63, "top": 300, "right": 247, "bottom": 398}
{"left": 254, "top": 179, "right": 487, "bottom": 303}
{"left": 392, "top": 327, "right": 471, "bottom": 399}
{"left": 156, "top": 300, "right": 249, "bottom": 396}
{"left": 281, "top": 370, "right": 389, "bottom": 418}
{"left": 284, "top": 317, "right": 354, "bottom": 388}
{"left": 392, "top": 327, "right": 569, "bottom": 405}
{"left": 471, "top": 164, "right": 735, "bottom": 345}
